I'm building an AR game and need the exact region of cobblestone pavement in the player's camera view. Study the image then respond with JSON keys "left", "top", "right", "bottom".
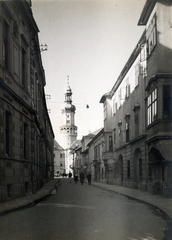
{"left": 0, "top": 178, "right": 172, "bottom": 219}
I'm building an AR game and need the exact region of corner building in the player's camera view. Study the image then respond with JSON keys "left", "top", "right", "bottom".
{"left": 100, "top": 0, "right": 172, "bottom": 197}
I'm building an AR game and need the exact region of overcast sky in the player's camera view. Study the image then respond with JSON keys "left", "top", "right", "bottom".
{"left": 31, "top": 0, "right": 146, "bottom": 145}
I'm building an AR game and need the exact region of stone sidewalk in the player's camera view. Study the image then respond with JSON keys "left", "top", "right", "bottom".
{"left": 0, "top": 178, "right": 172, "bottom": 219}
{"left": 0, "top": 178, "right": 59, "bottom": 216}
{"left": 92, "top": 181, "right": 172, "bottom": 218}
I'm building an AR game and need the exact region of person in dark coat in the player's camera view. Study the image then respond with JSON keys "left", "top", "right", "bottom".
{"left": 80, "top": 171, "right": 85, "bottom": 185}
{"left": 74, "top": 172, "right": 78, "bottom": 183}
{"left": 87, "top": 172, "right": 91, "bottom": 185}
{"left": 69, "top": 171, "right": 72, "bottom": 183}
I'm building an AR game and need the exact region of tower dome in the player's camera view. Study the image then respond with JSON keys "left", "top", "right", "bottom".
{"left": 61, "top": 83, "right": 76, "bottom": 113}
{"left": 61, "top": 103, "right": 76, "bottom": 113}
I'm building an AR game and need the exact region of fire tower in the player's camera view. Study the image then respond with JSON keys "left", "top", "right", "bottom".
{"left": 60, "top": 78, "right": 77, "bottom": 150}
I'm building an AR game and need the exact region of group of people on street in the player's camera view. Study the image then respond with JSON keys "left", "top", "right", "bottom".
{"left": 68, "top": 171, "right": 91, "bottom": 185}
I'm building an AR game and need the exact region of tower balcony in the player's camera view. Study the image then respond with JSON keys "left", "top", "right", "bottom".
{"left": 60, "top": 125, "right": 77, "bottom": 135}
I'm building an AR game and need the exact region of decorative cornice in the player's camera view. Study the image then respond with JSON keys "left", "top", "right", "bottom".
{"left": 146, "top": 73, "right": 172, "bottom": 91}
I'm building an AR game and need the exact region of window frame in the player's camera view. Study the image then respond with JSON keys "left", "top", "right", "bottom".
{"left": 109, "top": 135, "right": 113, "bottom": 152}
{"left": 21, "top": 35, "right": 28, "bottom": 90}
{"left": 135, "top": 63, "right": 139, "bottom": 87}
{"left": 24, "top": 122, "right": 28, "bottom": 160}
{"left": 147, "top": 14, "right": 157, "bottom": 57}
{"left": 127, "top": 160, "right": 130, "bottom": 178}
{"left": 3, "top": 19, "right": 9, "bottom": 69}
{"left": 5, "top": 111, "right": 12, "bottom": 156}
{"left": 126, "top": 122, "right": 129, "bottom": 142}
{"left": 163, "top": 85, "right": 171, "bottom": 119}
{"left": 147, "top": 88, "right": 157, "bottom": 125}
{"left": 103, "top": 102, "right": 107, "bottom": 120}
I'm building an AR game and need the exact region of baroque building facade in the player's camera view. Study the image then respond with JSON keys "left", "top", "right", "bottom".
{"left": 0, "top": 0, "right": 54, "bottom": 202}
{"left": 54, "top": 140, "right": 65, "bottom": 176}
{"left": 87, "top": 128, "right": 105, "bottom": 182}
{"left": 100, "top": 0, "right": 172, "bottom": 197}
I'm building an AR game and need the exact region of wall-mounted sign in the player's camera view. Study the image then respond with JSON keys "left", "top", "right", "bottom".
{"left": 108, "top": 159, "right": 114, "bottom": 164}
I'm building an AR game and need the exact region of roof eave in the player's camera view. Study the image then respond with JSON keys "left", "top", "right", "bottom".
{"left": 138, "top": 0, "right": 156, "bottom": 26}
{"left": 99, "top": 92, "right": 111, "bottom": 103}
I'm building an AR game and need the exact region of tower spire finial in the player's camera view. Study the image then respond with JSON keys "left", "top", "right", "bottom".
{"left": 67, "top": 75, "right": 69, "bottom": 86}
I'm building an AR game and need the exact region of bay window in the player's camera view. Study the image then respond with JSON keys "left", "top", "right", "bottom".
{"left": 163, "top": 85, "right": 171, "bottom": 119}
{"left": 147, "top": 88, "right": 157, "bottom": 125}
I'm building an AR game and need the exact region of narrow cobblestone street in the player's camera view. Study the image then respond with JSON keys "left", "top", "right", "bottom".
{"left": 0, "top": 179, "right": 170, "bottom": 240}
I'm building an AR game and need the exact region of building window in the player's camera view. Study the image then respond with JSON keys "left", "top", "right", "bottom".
{"left": 98, "top": 144, "right": 100, "bottom": 159}
{"left": 147, "top": 88, "right": 157, "bottom": 125}
{"left": 134, "top": 112, "right": 139, "bottom": 137}
{"left": 118, "top": 90, "right": 121, "bottom": 108}
{"left": 127, "top": 160, "right": 130, "bottom": 178}
{"left": 109, "top": 136, "right": 113, "bottom": 152}
{"left": 147, "top": 14, "right": 157, "bottom": 56}
{"left": 140, "top": 45, "right": 147, "bottom": 77}
{"left": 31, "top": 69, "right": 36, "bottom": 106}
{"left": 126, "top": 84, "right": 130, "bottom": 99}
{"left": 22, "top": 48, "right": 26, "bottom": 87}
{"left": 24, "top": 123, "right": 28, "bottom": 159}
{"left": 124, "top": 113, "right": 130, "bottom": 142}
{"left": 21, "top": 36, "right": 28, "bottom": 89}
{"left": 126, "top": 122, "right": 129, "bottom": 142}
{"left": 3, "top": 20, "right": 9, "bottom": 69}
{"left": 135, "top": 63, "right": 139, "bottom": 87}
{"left": 94, "top": 146, "right": 97, "bottom": 159}
{"left": 112, "top": 97, "right": 117, "bottom": 115}
{"left": 163, "top": 85, "right": 171, "bottom": 119}
{"left": 5, "top": 111, "right": 12, "bottom": 156}
{"left": 139, "top": 158, "right": 142, "bottom": 179}
{"left": 7, "top": 184, "right": 12, "bottom": 198}
{"left": 118, "top": 121, "right": 122, "bottom": 145}
{"left": 104, "top": 102, "right": 107, "bottom": 120}
{"left": 113, "top": 129, "right": 116, "bottom": 149}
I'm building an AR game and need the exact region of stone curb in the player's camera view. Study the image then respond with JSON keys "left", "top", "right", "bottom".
{"left": 92, "top": 182, "right": 172, "bottom": 219}
{"left": 0, "top": 179, "right": 59, "bottom": 216}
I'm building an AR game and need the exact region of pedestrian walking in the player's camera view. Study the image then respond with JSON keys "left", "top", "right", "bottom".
{"left": 80, "top": 171, "right": 85, "bottom": 185}
{"left": 55, "top": 182, "right": 58, "bottom": 192}
{"left": 68, "top": 171, "right": 72, "bottom": 183}
{"left": 74, "top": 172, "right": 78, "bottom": 183}
{"left": 87, "top": 172, "right": 91, "bottom": 185}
